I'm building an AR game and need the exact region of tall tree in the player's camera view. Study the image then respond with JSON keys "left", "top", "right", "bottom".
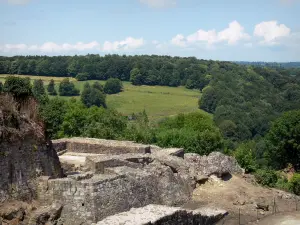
{"left": 81, "top": 82, "right": 106, "bottom": 108}
{"left": 47, "top": 79, "right": 57, "bottom": 96}
{"left": 59, "top": 78, "right": 80, "bottom": 96}
{"left": 33, "top": 79, "right": 48, "bottom": 103}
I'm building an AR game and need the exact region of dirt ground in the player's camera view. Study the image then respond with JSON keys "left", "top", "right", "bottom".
{"left": 183, "top": 175, "right": 300, "bottom": 225}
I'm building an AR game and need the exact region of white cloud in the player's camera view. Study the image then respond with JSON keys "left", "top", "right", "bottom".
{"left": 1, "top": 0, "right": 31, "bottom": 5}
{"left": 254, "top": 21, "right": 291, "bottom": 45}
{"left": 171, "top": 21, "right": 250, "bottom": 48}
{"left": 0, "top": 41, "right": 100, "bottom": 53}
{"left": 139, "top": 0, "right": 176, "bottom": 8}
{"left": 102, "top": 37, "right": 144, "bottom": 52}
{"left": 171, "top": 34, "right": 186, "bottom": 47}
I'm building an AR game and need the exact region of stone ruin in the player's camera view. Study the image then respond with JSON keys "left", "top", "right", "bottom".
{"left": 35, "top": 137, "right": 243, "bottom": 224}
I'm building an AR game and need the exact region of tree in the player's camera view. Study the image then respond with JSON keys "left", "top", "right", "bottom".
{"left": 39, "top": 97, "right": 67, "bottom": 138}
{"left": 76, "top": 72, "right": 89, "bottom": 81}
{"left": 104, "top": 78, "right": 123, "bottom": 94}
{"left": 81, "top": 82, "right": 106, "bottom": 108}
{"left": 266, "top": 110, "right": 300, "bottom": 170}
{"left": 130, "top": 68, "right": 144, "bottom": 85}
{"left": 59, "top": 78, "right": 80, "bottom": 96}
{"left": 92, "top": 81, "right": 104, "bottom": 92}
{"left": 47, "top": 79, "right": 57, "bottom": 96}
{"left": 33, "top": 79, "right": 48, "bottom": 103}
{"left": 3, "top": 76, "right": 32, "bottom": 99}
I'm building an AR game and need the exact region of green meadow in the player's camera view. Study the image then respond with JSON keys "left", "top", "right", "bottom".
{"left": 0, "top": 74, "right": 203, "bottom": 121}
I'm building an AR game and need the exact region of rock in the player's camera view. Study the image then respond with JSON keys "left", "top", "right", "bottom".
{"left": 0, "top": 95, "right": 63, "bottom": 202}
{"left": 96, "top": 204, "right": 228, "bottom": 225}
{"left": 185, "top": 152, "right": 244, "bottom": 177}
{"left": 256, "top": 203, "right": 269, "bottom": 211}
{"left": 28, "top": 204, "right": 63, "bottom": 225}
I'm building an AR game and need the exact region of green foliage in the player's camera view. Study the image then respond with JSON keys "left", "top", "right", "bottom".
{"left": 81, "top": 82, "right": 106, "bottom": 108}
{"left": 47, "top": 79, "right": 57, "bottom": 96}
{"left": 254, "top": 169, "right": 278, "bottom": 187}
{"left": 234, "top": 141, "right": 257, "bottom": 173}
{"left": 39, "top": 97, "right": 67, "bottom": 138}
{"left": 33, "top": 79, "right": 48, "bottom": 103}
{"left": 76, "top": 72, "right": 89, "bottom": 81}
{"left": 104, "top": 78, "right": 123, "bottom": 94}
{"left": 92, "top": 81, "right": 104, "bottom": 92}
{"left": 59, "top": 78, "right": 80, "bottom": 96}
{"left": 130, "top": 68, "right": 143, "bottom": 85}
{"left": 266, "top": 110, "right": 300, "bottom": 170}
{"left": 155, "top": 112, "right": 223, "bottom": 155}
{"left": 289, "top": 173, "right": 300, "bottom": 195}
{"left": 59, "top": 100, "right": 127, "bottom": 139}
{"left": 3, "top": 76, "right": 32, "bottom": 98}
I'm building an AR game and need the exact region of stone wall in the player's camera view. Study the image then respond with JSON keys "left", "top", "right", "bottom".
{"left": 96, "top": 204, "right": 228, "bottom": 225}
{"left": 37, "top": 161, "right": 192, "bottom": 224}
{"left": 52, "top": 138, "right": 151, "bottom": 155}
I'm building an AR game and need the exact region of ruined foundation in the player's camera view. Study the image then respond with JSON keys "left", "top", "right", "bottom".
{"left": 37, "top": 138, "right": 236, "bottom": 224}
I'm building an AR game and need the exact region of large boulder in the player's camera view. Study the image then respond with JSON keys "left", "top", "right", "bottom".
{"left": 184, "top": 152, "right": 244, "bottom": 177}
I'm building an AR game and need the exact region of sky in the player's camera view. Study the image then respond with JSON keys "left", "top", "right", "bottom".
{"left": 0, "top": 0, "right": 299, "bottom": 61}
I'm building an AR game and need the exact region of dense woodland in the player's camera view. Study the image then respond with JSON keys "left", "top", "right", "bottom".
{"left": 1, "top": 54, "right": 300, "bottom": 195}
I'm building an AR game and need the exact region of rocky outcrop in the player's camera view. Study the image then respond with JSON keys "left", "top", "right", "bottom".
{"left": 96, "top": 204, "right": 228, "bottom": 225}
{"left": 185, "top": 152, "right": 244, "bottom": 177}
{"left": 0, "top": 95, "right": 63, "bottom": 202}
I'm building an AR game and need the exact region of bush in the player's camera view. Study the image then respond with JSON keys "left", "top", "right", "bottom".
{"left": 81, "top": 82, "right": 106, "bottom": 108}
{"left": 76, "top": 72, "right": 89, "bottom": 81}
{"left": 33, "top": 79, "right": 48, "bottom": 104}
{"left": 155, "top": 112, "right": 224, "bottom": 155}
{"left": 59, "top": 78, "right": 80, "bottom": 96}
{"left": 47, "top": 79, "right": 57, "bottom": 96}
{"left": 3, "top": 76, "right": 32, "bottom": 98}
{"left": 234, "top": 141, "right": 257, "bottom": 173}
{"left": 104, "top": 78, "right": 123, "bottom": 94}
{"left": 254, "top": 169, "right": 278, "bottom": 187}
{"left": 0, "top": 82, "right": 3, "bottom": 92}
{"left": 289, "top": 173, "right": 300, "bottom": 195}
{"left": 92, "top": 81, "right": 104, "bottom": 92}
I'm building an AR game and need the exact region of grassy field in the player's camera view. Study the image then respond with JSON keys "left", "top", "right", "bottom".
{"left": 0, "top": 74, "right": 202, "bottom": 121}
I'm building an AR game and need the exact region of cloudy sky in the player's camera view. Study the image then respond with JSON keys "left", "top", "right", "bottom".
{"left": 0, "top": 0, "right": 299, "bottom": 61}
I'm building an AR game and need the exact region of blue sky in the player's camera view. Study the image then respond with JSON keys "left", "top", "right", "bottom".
{"left": 0, "top": 0, "right": 299, "bottom": 61}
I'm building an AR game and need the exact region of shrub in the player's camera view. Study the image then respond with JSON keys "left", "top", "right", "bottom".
{"left": 47, "top": 79, "right": 57, "bottom": 96}
{"left": 3, "top": 76, "right": 32, "bottom": 99}
{"left": 0, "top": 82, "right": 3, "bottom": 92}
{"left": 81, "top": 82, "right": 106, "bottom": 108}
{"left": 234, "top": 141, "right": 257, "bottom": 173}
{"left": 289, "top": 173, "right": 300, "bottom": 195}
{"left": 59, "top": 78, "right": 80, "bottom": 96}
{"left": 104, "top": 78, "right": 123, "bottom": 94}
{"left": 254, "top": 169, "right": 278, "bottom": 187}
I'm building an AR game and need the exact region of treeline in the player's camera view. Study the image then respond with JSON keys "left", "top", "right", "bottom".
{"left": 235, "top": 61, "right": 300, "bottom": 69}
{"left": 0, "top": 54, "right": 292, "bottom": 90}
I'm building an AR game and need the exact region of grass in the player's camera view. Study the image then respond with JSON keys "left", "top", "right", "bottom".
{"left": 0, "top": 74, "right": 202, "bottom": 121}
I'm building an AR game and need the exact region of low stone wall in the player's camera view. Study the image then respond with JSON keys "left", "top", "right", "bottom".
{"left": 96, "top": 204, "right": 228, "bottom": 225}
{"left": 52, "top": 138, "right": 151, "bottom": 155}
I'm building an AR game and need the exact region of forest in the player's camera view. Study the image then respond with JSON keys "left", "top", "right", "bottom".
{"left": 1, "top": 54, "right": 300, "bottom": 195}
